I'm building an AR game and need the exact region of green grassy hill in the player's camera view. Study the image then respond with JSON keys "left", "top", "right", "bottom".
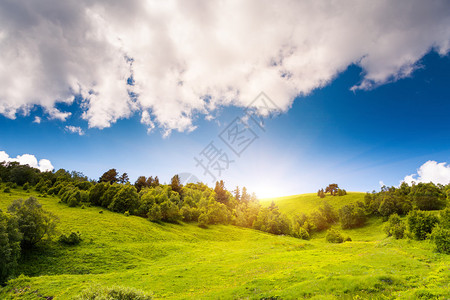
{"left": 1, "top": 189, "right": 449, "bottom": 299}
{"left": 261, "top": 192, "right": 366, "bottom": 215}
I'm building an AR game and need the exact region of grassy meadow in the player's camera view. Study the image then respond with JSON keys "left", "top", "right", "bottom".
{"left": 0, "top": 188, "right": 449, "bottom": 299}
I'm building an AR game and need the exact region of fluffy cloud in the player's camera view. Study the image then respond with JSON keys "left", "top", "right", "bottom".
{"left": 0, "top": 150, "right": 54, "bottom": 172}
{"left": 65, "top": 125, "right": 85, "bottom": 136}
{"left": 403, "top": 160, "right": 450, "bottom": 185}
{"left": 0, "top": 0, "right": 449, "bottom": 134}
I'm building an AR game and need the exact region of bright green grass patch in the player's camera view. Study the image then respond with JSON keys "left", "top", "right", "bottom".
{"left": 0, "top": 188, "right": 449, "bottom": 299}
{"left": 261, "top": 192, "right": 366, "bottom": 215}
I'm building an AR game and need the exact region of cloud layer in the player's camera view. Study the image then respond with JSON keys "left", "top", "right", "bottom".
{"left": 0, "top": 0, "right": 449, "bottom": 134}
{"left": 0, "top": 150, "right": 54, "bottom": 172}
{"left": 403, "top": 160, "right": 450, "bottom": 185}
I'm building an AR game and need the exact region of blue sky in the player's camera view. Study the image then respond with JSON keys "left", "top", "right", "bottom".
{"left": 1, "top": 51, "right": 449, "bottom": 197}
{"left": 1, "top": 1, "right": 450, "bottom": 198}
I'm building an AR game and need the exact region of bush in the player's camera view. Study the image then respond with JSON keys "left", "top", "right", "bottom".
{"left": 124, "top": 211, "right": 130, "bottom": 217}
{"left": 78, "top": 284, "right": 152, "bottom": 300}
{"left": 411, "top": 183, "right": 446, "bottom": 210}
{"left": 326, "top": 229, "right": 344, "bottom": 243}
{"left": 58, "top": 231, "right": 82, "bottom": 245}
{"left": 430, "top": 226, "right": 450, "bottom": 254}
{"left": 407, "top": 210, "right": 439, "bottom": 240}
{"left": 293, "top": 227, "right": 310, "bottom": 240}
{"left": 3, "top": 187, "right": 10, "bottom": 193}
{"left": 339, "top": 204, "right": 366, "bottom": 229}
{"left": 7, "top": 197, "right": 59, "bottom": 248}
{"left": 383, "top": 214, "right": 406, "bottom": 239}
{"left": 108, "top": 185, "right": 139, "bottom": 213}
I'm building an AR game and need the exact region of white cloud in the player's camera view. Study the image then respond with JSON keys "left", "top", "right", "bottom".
{"left": 0, "top": 0, "right": 449, "bottom": 134}
{"left": 65, "top": 125, "right": 85, "bottom": 136}
{"left": 402, "top": 160, "right": 450, "bottom": 185}
{"left": 379, "top": 180, "right": 385, "bottom": 187}
{"left": 33, "top": 116, "right": 41, "bottom": 124}
{"left": 0, "top": 150, "right": 54, "bottom": 172}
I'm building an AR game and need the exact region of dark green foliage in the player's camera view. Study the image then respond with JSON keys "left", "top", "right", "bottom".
{"left": 326, "top": 229, "right": 344, "bottom": 243}
{"left": 214, "top": 180, "right": 229, "bottom": 206}
{"left": 78, "top": 285, "right": 152, "bottom": 300}
{"left": 58, "top": 231, "right": 82, "bottom": 245}
{"left": 159, "top": 200, "right": 182, "bottom": 222}
{"left": 439, "top": 207, "right": 450, "bottom": 229}
{"left": 170, "top": 174, "right": 182, "bottom": 195}
{"left": 134, "top": 176, "right": 148, "bottom": 192}
{"left": 339, "top": 204, "right": 366, "bottom": 229}
{"left": 200, "top": 201, "right": 232, "bottom": 225}
{"left": 253, "top": 205, "right": 291, "bottom": 235}
{"left": 118, "top": 173, "right": 130, "bottom": 184}
{"left": 319, "top": 202, "right": 338, "bottom": 224}
{"left": 108, "top": 184, "right": 139, "bottom": 213}
{"left": 407, "top": 210, "right": 439, "bottom": 240}
{"left": 10, "top": 165, "right": 39, "bottom": 186}
{"left": 411, "top": 183, "right": 446, "bottom": 210}
{"left": 430, "top": 226, "right": 449, "bottom": 254}
{"left": 7, "top": 197, "right": 59, "bottom": 248}
{"left": 3, "top": 187, "right": 11, "bottom": 193}
{"left": 147, "top": 205, "right": 162, "bottom": 221}
{"left": 101, "top": 183, "right": 122, "bottom": 208}
{"left": 76, "top": 181, "right": 93, "bottom": 191}
{"left": 89, "top": 182, "right": 110, "bottom": 206}
{"left": 383, "top": 214, "right": 406, "bottom": 239}
{"left": 0, "top": 210, "right": 22, "bottom": 283}
{"left": 99, "top": 168, "right": 119, "bottom": 184}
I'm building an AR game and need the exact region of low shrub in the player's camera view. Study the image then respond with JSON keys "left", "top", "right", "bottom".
{"left": 326, "top": 229, "right": 344, "bottom": 243}
{"left": 383, "top": 214, "right": 406, "bottom": 239}
{"left": 58, "top": 232, "right": 82, "bottom": 245}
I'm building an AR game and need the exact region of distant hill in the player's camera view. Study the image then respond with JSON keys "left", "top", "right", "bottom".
{"left": 261, "top": 192, "right": 366, "bottom": 215}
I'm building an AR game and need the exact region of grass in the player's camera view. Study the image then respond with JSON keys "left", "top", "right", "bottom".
{"left": 0, "top": 187, "right": 449, "bottom": 299}
{"left": 261, "top": 192, "right": 366, "bottom": 215}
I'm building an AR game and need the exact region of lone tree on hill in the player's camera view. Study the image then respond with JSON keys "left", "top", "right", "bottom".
{"left": 325, "top": 184, "right": 339, "bottom": 196}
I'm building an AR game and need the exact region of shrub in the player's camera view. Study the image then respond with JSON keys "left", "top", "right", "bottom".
{"left": 124, "top": 211, "right": 130, "bottom": 217}
{"left": 58, "top": 232, "right": 82, "bottom": 245}
{"left": 78, "top": 284, "right": 152, "bottom": 300}
{"left": 3, "top": 187, "right": 11, "bottom": 193}
{"left": 339, "top": 204, "right": 366, "bottom": 229}
{"left": 326, "top": 229, "right": 344, "bottom": 243}
{"left": 430, "top": 226, "right": 450, "bottom": 254}
{"left": 407, "top": 210, "right": 439, "bottom": 240}
{"left": 293, "top": 227, "right": 310, "bottom": 240}
{"left": 383, "top": 213, "right": 406, "bottom": 239}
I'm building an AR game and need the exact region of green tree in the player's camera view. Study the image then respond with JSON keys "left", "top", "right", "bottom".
{"left": 407, "top": 210, "right": 439, "bottom": 240}
{"left": 134, "top": 176, "right": 148, "bottom": 192}
{"left": 89, "top": 182, "right": 110, "bottom": 206}
{"left": 7, "top": 197, "right": 58, "bottom": 248}
{"left": 99, "top": 169, "right": 119, "bottom": 184}
{"left": 411, "top": 183, "right": 446, "bottom": 210}
{"left": 339, "top": 204, "right": 366, "bottom": 229}
{"left": 118, "top": 173, "right": 129, "bottom": 184}
{"left": 0, "top": 210, "right": 22, "bottom": 283}
{"left": 170, "top": 175, "right": 182, "bottom": 195}
{"left": 108, "top": 185, "right": 139, "bottom": 213}
{"left": 383, "top": 213, "right": 405, "bottom": 239}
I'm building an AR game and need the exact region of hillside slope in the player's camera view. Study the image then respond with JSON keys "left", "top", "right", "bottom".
{"left": 261, "top": 192, "right": 366, "bottom": 215}
{"left": 0, "top": 189, "right": 449, "bottom": 299}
